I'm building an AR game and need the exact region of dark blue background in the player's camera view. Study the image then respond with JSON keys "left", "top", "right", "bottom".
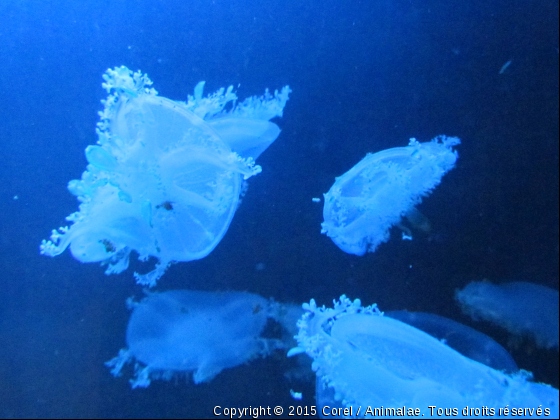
{"left": 0, "top": 0, "right": 558, "bottom": 418}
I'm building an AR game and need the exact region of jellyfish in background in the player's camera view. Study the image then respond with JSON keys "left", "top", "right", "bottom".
{"left": 321, "top": 136, "right": 459, "bottom": 255}
{"left": 456, "top": 281, "right": 559, "bottom": 350}
{"left": 386, "top": 311, "right": 518, "bottom": 373}
{"left": 290, "top": 296, "right": 559, "bottom": 417}
{"left": 40, "top": 66, "right": 291, "bottom": 286}
{"left": 106, "top": 290, "right": 302, "bottom": 388}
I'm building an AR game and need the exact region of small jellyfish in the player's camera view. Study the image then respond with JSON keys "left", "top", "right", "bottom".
{"left": 321, "top": 136, "right": 459, "bottom": 255}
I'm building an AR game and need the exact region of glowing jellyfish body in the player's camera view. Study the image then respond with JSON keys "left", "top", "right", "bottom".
{"left": 40, "top": 67, "right": 290, "bottom": 285}
{"left": 386, "top": 311, "right": 518, "bottom": 373}
{"left": 456, "top": 281, "right": 559, "bottom": 350}
{"left": 290, "top": 296, "right": 559, "bottom": 416}
{"left": 107, "top": 290, "right": 289, "bottom": 388}
{"left": 321, "top": 136, "right": 460, "bottom": 255}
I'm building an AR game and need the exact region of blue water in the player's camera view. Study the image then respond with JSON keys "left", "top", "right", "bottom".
{"left": 0, "top": 0, "right": 558, "bottom": 418}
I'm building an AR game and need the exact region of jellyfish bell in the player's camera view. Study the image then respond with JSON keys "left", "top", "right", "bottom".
{"left": 40, "top": 66, "right": 290, "bottom": 286}
{"left": 292, "top": 296, "right": 559, "bottom": 416}
{"left": 108, "top": 290, "right": 270, "bottom": 387}
{"left": 321, "top": 136, "right": 459, "bottom": 256}
{"left": 107, "top": 289, "right": 303, "bottom": 388}
{"left": 386, "top": 310, "right": 518, "bottom": 373}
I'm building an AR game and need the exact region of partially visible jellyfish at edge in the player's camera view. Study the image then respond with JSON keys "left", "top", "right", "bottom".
{"left": 321, "top": 136, "right": 459, "bottom": 255}
{"left": 289, "top": 296, "right": 559, "bottom": 417}
{"left": 456, "top": 280, "right": 559, "bottom": 350}
{"left": 40, "top": 66, "right": 291, "bottom": 286}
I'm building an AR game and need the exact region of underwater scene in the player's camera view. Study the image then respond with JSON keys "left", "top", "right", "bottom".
{"left": 0, "top": 0, "right": 558, "bottom": 418}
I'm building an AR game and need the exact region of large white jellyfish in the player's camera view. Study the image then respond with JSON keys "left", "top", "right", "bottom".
{"left": 456, "top": 281, "right": 559, "bottom": 350}
{"left": 40, "top": 66, "right": 290, "bottom": 285}
{"left": 290, "top": 296, "right": 559, "bottom": 417}
{"left": 322, "top": 136, "right": 459, "bottom": 255}
{"left": 106, "top": 290, "right": 300, "bottom": 388}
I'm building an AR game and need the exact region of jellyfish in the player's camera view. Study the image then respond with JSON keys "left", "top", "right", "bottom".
{"left": 456, "top": 281, "right": 559, "bottom": 350}
{"left": 40, "top": 66, "right": 291, "bottom": 285}
{"left": 321, "top": 136, "right": 459, "bottom": 255}
{"left": 290, "top": 296, "right": 559, "bottom": 417}
{"left": 106, "top": 290, "right": 299, "bottom": 388}
{"left": 386, "top": 311, "right": 518, "bottom": 373}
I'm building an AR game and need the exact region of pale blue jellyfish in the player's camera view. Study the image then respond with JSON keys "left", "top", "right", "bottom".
{"left": 456, "top": 281, "right": 559, "bottom": 350}
{"left": 40, "top": 66, "right": 290, "bottom": 285}
{"left": 386, "top": 311, "right": 518, "bottom": 373}
{"left": 106, "top": 290, "right": 299, "bottom": 388}
{"left": 322, "top": 136, "right": 459, "bottom": 255}
{"left": 290, "top": 296, "right": 559, "bottom": 417}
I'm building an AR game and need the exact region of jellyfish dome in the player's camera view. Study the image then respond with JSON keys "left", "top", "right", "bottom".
{"left": 40, "top": 66, "right": 290, "bottom": 285}
{"left": 321, "top": 136, "right": 460, "bottom": 255}
{"left": 106, "top": 290, "right": 298, "bottom": 388}
{"left": 456, "top": 281, "right": 559, "bottom": 350}
{"left": 386, "top": 311, "right": 518, "bottom": 373}
{"left": 290, "top": 296, "right": 559, "bottom": 417}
